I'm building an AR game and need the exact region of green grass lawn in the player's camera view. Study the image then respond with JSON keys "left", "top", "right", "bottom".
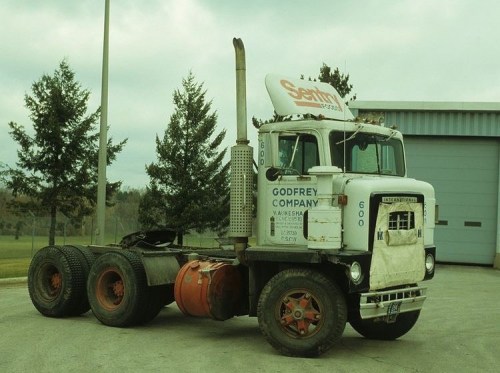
{"left": 0, "top": 258, "right": 31, "bottom": 278}
{"left": 0, "top": 233, "right": 226, "bottom": 279}
{"left": 0, "top": 235, "right": 96, "bottom": 279}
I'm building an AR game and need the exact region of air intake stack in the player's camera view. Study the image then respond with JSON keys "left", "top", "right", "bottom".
{"left": 230, "top": 38, "right": 254, "bottom": 258}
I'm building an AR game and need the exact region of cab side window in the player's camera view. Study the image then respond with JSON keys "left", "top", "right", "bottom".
{"left": 278, "top": 134, "right": 319, "bottom": 175}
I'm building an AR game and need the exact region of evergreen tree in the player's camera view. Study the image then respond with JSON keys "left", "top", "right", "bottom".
{"left": 139, "top": 72, "right": 229, "bottom": 246}
{"left": 2, "top": 60, "right": 126, "bottom": 245}
{"left": 317, "top": 63, "right": 357, "bottom": 102}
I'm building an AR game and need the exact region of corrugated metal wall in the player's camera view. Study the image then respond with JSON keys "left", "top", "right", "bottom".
{"left": 349, "top": 102, "right": 500, "bottom": 265}
{"left": 405, "top": 137, "right": 499, "bottom": 264}
{"left": 385, "top": 111, "right": 500, "bottom": 137}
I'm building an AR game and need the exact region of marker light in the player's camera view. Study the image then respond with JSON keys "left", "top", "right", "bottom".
{"left": 338, "top": 195, "right": 348, "bottom": 205}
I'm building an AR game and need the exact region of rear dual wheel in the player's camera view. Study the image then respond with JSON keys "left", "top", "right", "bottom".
{"left": 257, "top": 268, "right": 347, "bottom": 357}
{"left": 29, "top": 246, "right": 171, "bottom": 326}
{"left": 87, "top": 250, "right": 147, "bottom": 327}
{"left": 28, "top": 245, "right": 95, "bottom": 317}
{"left": 87, "top": 250, "right": 171, "bottom": 327}
{"left": 64, "top": 245, "right": 96, "bottom": 315}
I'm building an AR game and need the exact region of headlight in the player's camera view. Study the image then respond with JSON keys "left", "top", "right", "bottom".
{"left": 425, "top": 254, "right": 435, "bottom": 273}
{"left": 349, "top": 261, "right": 363, "bottom": 284}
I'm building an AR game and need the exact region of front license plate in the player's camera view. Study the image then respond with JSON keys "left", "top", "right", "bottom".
{"left": 387, "top": 301, "right": 402, "bottom": 322}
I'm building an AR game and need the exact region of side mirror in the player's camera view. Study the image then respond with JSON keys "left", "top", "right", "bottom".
{"left": 265, "top": 167, "right": 280, "bottom": 181}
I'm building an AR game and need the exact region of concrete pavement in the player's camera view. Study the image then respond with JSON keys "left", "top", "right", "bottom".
{"left": 0, "top": 265, "right": 499, "bottom": 372}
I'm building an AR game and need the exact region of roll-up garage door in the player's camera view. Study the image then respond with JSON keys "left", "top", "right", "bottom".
{"left": 404, "top": 137, "right": 498, "bottom": 265}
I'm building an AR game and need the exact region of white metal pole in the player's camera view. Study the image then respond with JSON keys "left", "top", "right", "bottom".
{"left": 96, "top": 0, "right": 110, "bottom": 245}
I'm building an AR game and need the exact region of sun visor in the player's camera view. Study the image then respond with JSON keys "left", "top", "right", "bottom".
{"left": 265, "top": 74, "right": 354, "bottom": 120}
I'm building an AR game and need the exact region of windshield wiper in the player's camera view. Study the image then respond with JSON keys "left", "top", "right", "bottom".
{"left": 288, "top": 134, "right": 301, "bottom": 169}
{"left": 374, "top": 136, "right": 381, "bottom": 174}
{"left": 380, "top": 130, "right": 397, "bottom": 142}
{"left": 336, "top": 124, "right": 364, "bottom": 145}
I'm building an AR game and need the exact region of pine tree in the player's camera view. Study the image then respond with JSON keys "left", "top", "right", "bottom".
{"left": 2, "top": 60, "right": 126, "bottom": 245}
{"left": 139, "top": 72, "right": 229, "bottom": 246}
{"left": 317, "top": 63, "right": 357, "bottom": 102}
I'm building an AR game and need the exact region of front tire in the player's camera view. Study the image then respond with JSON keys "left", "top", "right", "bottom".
{"left": 257, "top": 268, "right": 347, "bottom": 357}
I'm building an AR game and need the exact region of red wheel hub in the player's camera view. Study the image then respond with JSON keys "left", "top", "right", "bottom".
{"left": 50, "top": 272, "right": 62, "bottom": 293}
{"left": 96, "top": 268, "right": 125, "bottom": 310}
{"left": 39, "top": 263, "right": 63, "bottom": 300}
{"left": 278, "top": 291, "right": 323, "bottom": 337}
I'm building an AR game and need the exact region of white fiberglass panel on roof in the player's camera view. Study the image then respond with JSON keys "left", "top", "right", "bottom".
{"left": 265, "top": 74, "right": 354, "bottom": 121}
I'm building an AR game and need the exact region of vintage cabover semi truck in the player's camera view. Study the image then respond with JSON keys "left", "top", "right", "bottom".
{"left": 27, "top": 38, "right": 436, "bottom": 357}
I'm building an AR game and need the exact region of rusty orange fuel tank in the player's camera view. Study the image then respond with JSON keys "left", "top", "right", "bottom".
{"left": 174, "top": 260, "right": 242, "bottom": 321}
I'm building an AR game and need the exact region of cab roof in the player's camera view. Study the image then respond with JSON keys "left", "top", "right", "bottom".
{"left": 258, "top": 118, "right": 401, "bottom": 140}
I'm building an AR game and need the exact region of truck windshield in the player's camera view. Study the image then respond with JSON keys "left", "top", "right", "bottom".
{"left": 330, "top": 131, "right": 405, "bottom": 176}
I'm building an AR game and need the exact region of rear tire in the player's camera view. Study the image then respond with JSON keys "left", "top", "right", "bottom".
{"left": 87, "top": 250, "right": 149, "bottom": 327}
{"left": 63, "top": 245, "right": 96, "bottom": 315}
{"left": 163, "top": 283, "right": 175, "bottom": 306}
{"left": 136, "top": 284, "right": 173, "bottom": 324}
{"left": 28, "top": 246, "right": 87, "bottom": 317}
{"left": 257, "top": 268, "right": 347, "bottom": 357}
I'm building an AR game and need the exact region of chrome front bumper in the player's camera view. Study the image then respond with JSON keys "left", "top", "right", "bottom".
{"left": 359, "top": 286, "right": 427, "bottom": 320}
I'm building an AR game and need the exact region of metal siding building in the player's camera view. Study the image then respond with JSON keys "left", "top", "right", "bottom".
{"left": 350, "top": 101, "right": 500, "bottom": 267}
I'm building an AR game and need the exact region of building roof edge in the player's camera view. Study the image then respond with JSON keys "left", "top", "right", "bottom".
{"left": 349, "top": 100, "right": 500, "bottom": 112}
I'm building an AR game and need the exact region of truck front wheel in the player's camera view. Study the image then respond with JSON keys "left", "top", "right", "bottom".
{"left": 257, "top": 268, "right": 347, "bottom": 357}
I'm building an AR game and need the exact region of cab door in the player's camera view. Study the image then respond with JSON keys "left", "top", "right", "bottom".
{"left": 258, "top": 131, "right": 322, "bottom": 247}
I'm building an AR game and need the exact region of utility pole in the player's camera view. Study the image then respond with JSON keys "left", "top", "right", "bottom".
{"left": 96, "top": 0, "right": 110, "bottom": 245}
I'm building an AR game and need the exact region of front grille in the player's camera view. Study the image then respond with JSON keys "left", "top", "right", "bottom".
{"left": 388, "top": 211, "right": 415, "bottom": 230}
{"left": 359, "top": 286, "right": 427, "bottom": 319}
{"left": 369, "top": 193, "right": 425, "bottom": 250}
{"left": 364, "top": 286, "right": 423, "bottom": 304}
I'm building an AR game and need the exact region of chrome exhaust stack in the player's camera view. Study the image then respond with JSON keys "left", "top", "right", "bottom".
{"left": 233, "top": 38, "right": 248, "bottom": 145}
{"left": 230, "top": 38, "right": 254, "bottom": 260}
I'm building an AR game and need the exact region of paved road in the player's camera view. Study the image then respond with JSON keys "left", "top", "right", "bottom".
{"left": 1, "top": 265, "right": 499, "bottom": 373}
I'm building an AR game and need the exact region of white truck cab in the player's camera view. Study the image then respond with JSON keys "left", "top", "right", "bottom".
{"left": 253, "top": 74, "right": 436, "bottom": 287}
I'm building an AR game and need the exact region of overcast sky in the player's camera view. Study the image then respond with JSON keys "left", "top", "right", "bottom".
{"left": 1, "top": 0, "right": 499, "bottom": 188}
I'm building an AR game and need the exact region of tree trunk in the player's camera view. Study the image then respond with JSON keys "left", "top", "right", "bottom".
{"left": 49, "top": 205, "right": 57, "bottom": 246}
{"left": 177, "top": 231, "right": 184, "bottom": 247}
